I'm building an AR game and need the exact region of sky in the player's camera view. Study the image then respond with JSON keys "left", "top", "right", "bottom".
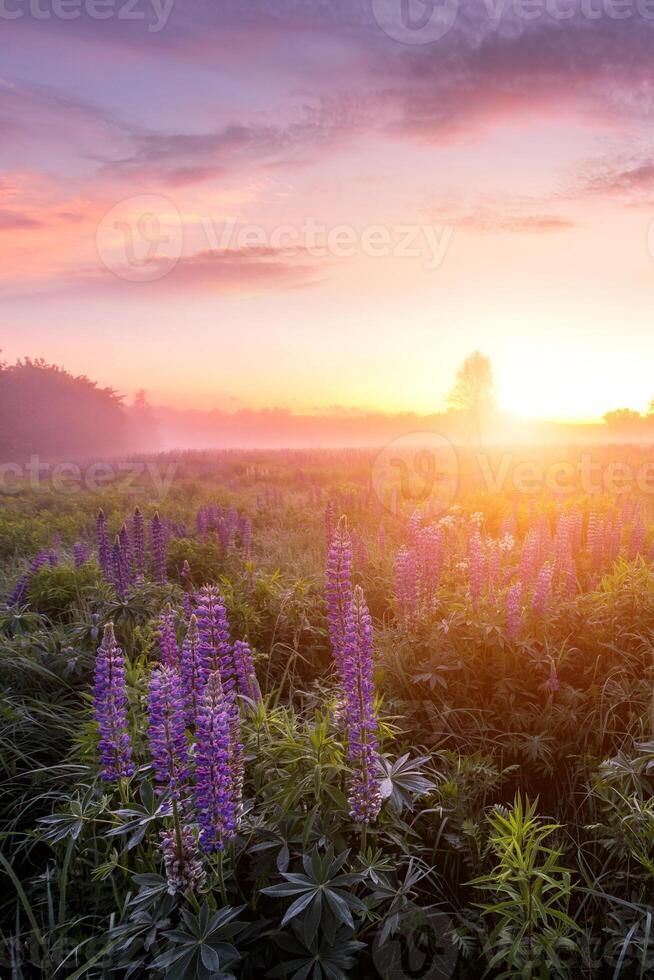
{"left": 2, "top": 0, "right": 654, "bottom": 422}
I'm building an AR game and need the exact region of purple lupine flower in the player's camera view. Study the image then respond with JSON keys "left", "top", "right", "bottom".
{"left": 150, "top": 512, "right": 167, "bottom": 584}
{"left": 119, "top": 521, "right": 132, "bottom": 578}
{"left": 240, "top": 516, "right": 252, "bottom": 558}
{"left": 9, "top": 574, "right": 30, "bottom": 608}
{"left": 341, "top": 586, "right": 381, "bottom": 825}
{"left": 193, "top": 670, "right": 242, "bottom": 852}
{"left": 93, "top": 623, "right": 134, "bottom": 781}
{"left": 47, "top": 549, "right": 58, "bottom": 568}
{"left": 194, "top": 585, "right": 235, "bottom": 696}
{"left": 110, "top": 537, "right": 129, "bottom": 598}
{"left": 215, "top": 518, "right": 229, "bottom": 552}
{"left": 159, "top": 825, "right": 206, "bottom": 896}
{"left": 9, "top": 550, "right": 52, "bottom": 607}
{"left": 180, "top": 559, "right": 191, "bottom": 580}
{"left": 506, "top": 582, "right": 523, "bottom": 640}
{"left": 532, "top": 563, "right": 554, "bottom": 616}
{"left": 326, "top": 516, "right": 353, "bottom": 668}
{"left": 587, "top": 512, "right": 604, "bottom": 570}
{"left": 233, "top": 639, "right": 261, "bottom": 704}
{"left": 96, "top": 509, "right": 110, "bottom": 578}
{"left": 132, "top": 507, "right": 146, "bottom": 580}
{"left": 181, "top": 614, "right": 204, "bottom": 725}
{"left": 73, "top": 541, "right": 90, "bottom": 569}
{"left": 324, "top": 500, "right": 336, "bottom": 549}
{"left": 147, "top": 666, "right": 189, "bottom": 801}
{"left": 395, "top": 545, "right": 418, "bottom": 625}
{"left": 158, "top": 605, "right": 180, "bottom": 669}
{"left": 519, "top": 532, "right": 538, "bottom": 593}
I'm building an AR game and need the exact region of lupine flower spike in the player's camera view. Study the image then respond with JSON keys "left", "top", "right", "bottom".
{"left": 147, "top": 666, "right": 189, "bottom": 801}
{"left": 325, "top": 516, "right": 353, "bottom": 669}
{"left": 193, "top": 670, "right": 242, "bottom": 852}
{"left": 341, "top": 586, "right": 382, "bottom": 825}
{"left": 93, "top": 623, "right": 134, "bottom": 781}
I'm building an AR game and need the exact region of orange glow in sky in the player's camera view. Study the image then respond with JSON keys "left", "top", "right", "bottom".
{"left": 3, "top": 11, "right": 654, "bottom": 423}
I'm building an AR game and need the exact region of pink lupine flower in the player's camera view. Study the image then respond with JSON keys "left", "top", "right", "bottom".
{"left": 395, "top": 546, "right": 418, "bottom": 625}
{"left": 532, "top": 563, "right": 554, "bottom": 616}
{"left": 506, "top": 582, "right": 523, "bottom": 640}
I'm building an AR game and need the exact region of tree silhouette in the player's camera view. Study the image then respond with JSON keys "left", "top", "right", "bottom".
{"left": 447, "top": 350, "right": 495, "bottom": 444}
{"left": 0, "top": 357, "right": 130, "bottom": 459}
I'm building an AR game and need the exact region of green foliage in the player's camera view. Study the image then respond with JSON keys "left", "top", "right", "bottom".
{"left": 471, "top": 796, "right": 579, "bottom": 978}
{"left": 3, "top": 449, "right": 654, "bottom": 977}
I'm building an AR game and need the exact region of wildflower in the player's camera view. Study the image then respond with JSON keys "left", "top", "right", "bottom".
{"left": 8, "top": 550, "right": 50, "bottom": 607}
{"left": 396, "top": 545, "right": 419, "bottom": 625}
{"left": 233, "top": 639, "right": 261, "bottom": 704}
{"left": 147, "top": 666, "right": 189, "bottom": 801}
{"left": 240, "top": 516, "right": 252, "bottom": 557}
{"left": 326, "top": 516, "right": 353, "bottom": 667}
{"left": 158, "top": 605, "right": 180, "bottom": 670}
{"left": 181, "top": 614, "right": 204, "bottom": 725}
{"left": 160, "top": 826, "right": 206, "bottom": 896}
{"left": 132, "top": 507, "right": 146, "bottom": 579}
{"left": 150, "top": 512, "right": 167, "bottom": 584}
{"left": 324, "top": 499, "right": 337, "bottom": 547}
{"left": 93, "top": 623, "right": 134, "bottom": 781}
{"left": 73, "top": 541, "right": 90, "bottom": 569}
{"left": 193, "top": 670, "right": 242, "bottom": 852}
{"left": 96, "top": 509, "right": 110, "bottom": 578}
{"left": 194, "top": 585, "right": 235, "bottom": 695}
{"left": 341, "top": 586, "right": 382, "bottom": 825}
{"left": 532, "top": 563, "right": 554, "bottom": 616}
{"left": 110, "top": 537, "right": 129, "bottom": 598}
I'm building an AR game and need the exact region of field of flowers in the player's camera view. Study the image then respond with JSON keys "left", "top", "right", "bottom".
{"left": 2, "top": 446, "right": 654, "bottom": 979}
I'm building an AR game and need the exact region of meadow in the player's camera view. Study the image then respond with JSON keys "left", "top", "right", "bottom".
{"left": 1, "top": 444, "right": 654, "bottom": 979}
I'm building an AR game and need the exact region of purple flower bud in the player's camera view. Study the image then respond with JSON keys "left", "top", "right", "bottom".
{"left": 233, "top": 639, "right": 260, "bottom": 704}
